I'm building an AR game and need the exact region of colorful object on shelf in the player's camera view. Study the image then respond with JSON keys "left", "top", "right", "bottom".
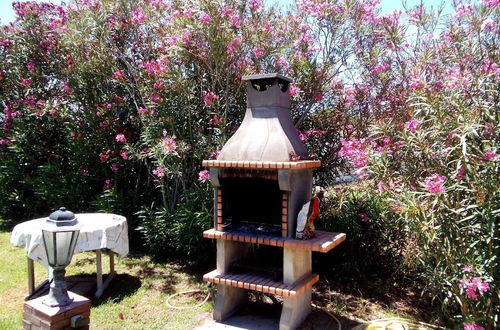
{"left": 296, "top": 187, "right": 324, "bottom": 239}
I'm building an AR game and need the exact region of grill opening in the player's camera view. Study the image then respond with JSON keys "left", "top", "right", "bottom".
{"left": 221, "top": 177, "right": 282, "bottom": 236}
{"left": 230, "top": 245, "right": 283, "bottom": 281}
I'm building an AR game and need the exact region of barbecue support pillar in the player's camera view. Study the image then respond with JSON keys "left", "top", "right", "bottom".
{"left": 280, "top": 247, "right": 312, "bottom": 330}
{"left": 214, "top": 285, "right": 248, "bottom": 321}
{"left": 214, "top": 240, "right": 249, "bottom": 321}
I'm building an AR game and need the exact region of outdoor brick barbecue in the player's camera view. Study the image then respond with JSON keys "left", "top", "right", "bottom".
{"left": 202, "top": 73, "right": 346, "bottom": 330}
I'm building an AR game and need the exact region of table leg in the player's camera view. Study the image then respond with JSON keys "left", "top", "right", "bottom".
{"left": 109, "top": 252, "right": 115, "bottom": 274}
{"left": 27, "top": 258, "right": 34, "bottom": 295}
{"left": 95, "top": 249, "right": 103, "bottom": 298}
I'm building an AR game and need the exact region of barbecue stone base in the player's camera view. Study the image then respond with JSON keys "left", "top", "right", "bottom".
{"left": 279, "top": 288, "right": 312, "bottom": 330}
{"left": 213, "top": 285, "right": 248, "bottom": 322}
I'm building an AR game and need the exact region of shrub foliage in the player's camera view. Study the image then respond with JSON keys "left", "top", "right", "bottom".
{"left": 0, "top": 0, "right": 498, "bottom": 328}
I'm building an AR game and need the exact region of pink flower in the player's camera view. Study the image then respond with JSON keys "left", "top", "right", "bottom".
{"left": 199, "top": 12, "right": 212, "bottom": 24}
{"left": 454, "top": 2, "right": 473, "bottom": 19}
{"left": 198, "top": 170, "right": 210, "bottom": 181}
{"left": 455, "top": 166, "right": 466, "bottom": 181}
{"left": 481, "top": 19, "right": 496, "bottom": 31}
{"left": 473, "top": 277, "right": 490, "bottom": 294}
{"left": 120, "top": 149, "right": 129, "bottom": 160}
{"left": 314, "top": 93, "right": 323, "bottom": 102}
{"left": 110, "top": 163, "right": 119, "bottom": 172}
{"left": 99, "top": 151, "right": 110, "bottom": 162}
{"left": 463, "top": 265, "right": 473, "bottom": 272}
{"left": 150, "top": 92, "right": 164, "bottom": 103}
{"left": 165, "top": 35, "right": 177, "bottom": 46}
{"left": 377, "top": 181, "right": 386, "bottom": 192}
{"left": 114, "top": 95, "right": 124, "bottom": 104}
{"left": 203, "top": 92, "right": 218, "bottom": 106}
{"left": 289, "top": 84, "right": 301, "bottom": 98}
{"left": 26, "top": 62, "right": 35, "bottom": 71}
{"left": 113, "top": 70, "right": 125, "bottom": 80}
{"left": 152, "top": 166, "right": 165, "bottom": 178}
{"left": 253, "top": 46, "right": 264, "bottom": 58}
{"left": 132, "top": 6, "right": 145, "bottom": 24}
{"left": 463, "top": 323, "right": 485, "bottom": 330}
{"left": 338, "top": 137, "right": 371, "bottom": 168}
{"left": 360, "top": 212, "right": 370, "bottom": 222}
{"left": 209, "top": 114, "right": 222, "bottom": 125}
{"left": 459, "top": 277, "right": 490, "bottom": 300}
{"left": 79, "top": 166, "right": 89, "bottom": 176}
{"left": 250, "top": 0, "right": 262, "bottom": 10}
{"left": 163, "top": 137, "right": 177, "bottom": 152}
{"left": 138, "top": 107, "right": 148, "bottom": 115}
{"left": 481, "top": 0, "right": 500, "bottom": 8}
{"left": 424, "top": 174, "right": 446, "bottom": 194}
{"left": 115, "top": 133, "right": 127, "bottom": 143}
{"left": 409, "top": 79, "right": 423, "bottom": 90}
{"left": 404, "top": 118, "right": 420, "bottom": 132}
{"left": 227, "top": 38, "right": 239, "bottom": 56}
{"left": 355, "top": 167, "right": 369, "bottom": 180}
{"left": 211, "top": 149, "right": 221, "bottom": 159}
{"left": 483, "top": 149, "right": 497, "bottom": 161}
{"left": 230, "top": 13, "right": 241, "bottom": 27}
{"left": 183, "top": 9, "right": 193, "bottom": 18}
{"left": 20, "top": 78, "right": 32, "bottom": 86}
{"left": 103, "top": 179, "right": 113, "bottom": 190}
{"left": 372, "top": 63, "right": 389, "bottom": 75}
{"left": 0, "top": 138, "right": 12, "bottom": 146}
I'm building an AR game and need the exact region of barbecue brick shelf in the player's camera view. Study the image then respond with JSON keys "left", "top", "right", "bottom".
{"left": 202, "top": 73, "right": 346, "bottom": 330}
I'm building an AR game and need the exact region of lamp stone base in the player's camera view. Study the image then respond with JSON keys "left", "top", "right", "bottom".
{"left": 23, "top": 291, "right": 91, "bottom": 330}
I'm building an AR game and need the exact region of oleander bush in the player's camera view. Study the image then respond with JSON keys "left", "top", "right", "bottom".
{"left": 0, "top": 0, "right": 498, "bottom": 328}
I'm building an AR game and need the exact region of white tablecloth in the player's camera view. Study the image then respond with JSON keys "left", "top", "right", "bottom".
{"left": 11, "top": 213, "right": 129, "bottom": 267}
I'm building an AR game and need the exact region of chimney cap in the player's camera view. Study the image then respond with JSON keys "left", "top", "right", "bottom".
{"left": 242, "top": 73, "right": 293, "bottom": 83}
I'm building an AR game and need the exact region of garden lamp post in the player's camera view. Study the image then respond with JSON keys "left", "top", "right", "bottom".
{"left": 41, "top": 207, "right": 80, "bottom": 307}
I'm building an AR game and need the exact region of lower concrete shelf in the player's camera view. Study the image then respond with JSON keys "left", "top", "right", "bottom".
{"left": 203, "top": 270, "right": 319, "bottom": 297}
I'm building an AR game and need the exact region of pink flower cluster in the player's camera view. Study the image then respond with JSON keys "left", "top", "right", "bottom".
{"left": 131, "top": 6, "right": 145, "bottom": 24}
{"left": 199, "top": 12, "right": 212, "bottom": 24}
{"left": 140, "top": 60, "right": 166, "bottom": 77}
{"left": 404, "top": 118, "right": 419, "bottom": 132}
{"left": 250, "top": 0, "right": 262, "bottom": 11}
{"left": 424, "top": 173, "right": 446, "bottom": 194}
{"left": 227, "top": 38, "right": 239, "bottom": 56}
{"left": 359, "top": 212, "right": 370, "bottom": 222}
{"left": 463, "top": 323, "right": 485, "bottom": 330}
{"left": 298, "top": 130, "right": 325, "bottom": 142}
{"left": 103, "top": 179, "right": 113, "bottom": 190}
{"left": 454, "top": 2, "right": 473, "bottom": 19}
{"left": 289, "top": 84, "right": 301, "bottom": 98}
{"left": 203, "top": 92, "right": 218, "bottom": 106}
{"left": 482, "top": 149, "right": 497, "bottom": 161}
{"left": 253, "top": 46, "right": 264, "bottom": 58}
{"left": 113, "top": 70, "right": 125, "bottom": 80}
{"left": 99, "top": 149, "right": 114, "bottom": 162}
{"left": 459, "top": 277, "right": 490, "bottom": 300}
{"left": 209, "top": 114, "right": 222, "bottom": 125}
{"left": 198, "top": 170, "right": 210, "bottom": 181}
{"left": 115, "top": 133, "right": 127, "bottom": 143}
{"left": 371, "top": 62, "right": 389, "bottom": 75}
{"left": 338, "top": 137, "right": 371, "bottom": 168}
{"left": 152, "top": 166, "right": 165, "bottom": 178}
{"left": 162, "top": 136, "right": 177, "bottom": 152}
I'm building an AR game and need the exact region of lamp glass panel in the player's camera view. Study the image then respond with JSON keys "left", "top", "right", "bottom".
{"left": 42, "top": 229, "right": 56, "bottom": 266}
{"left": 54, "top": 230, "right": 79, "bottom": 267}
